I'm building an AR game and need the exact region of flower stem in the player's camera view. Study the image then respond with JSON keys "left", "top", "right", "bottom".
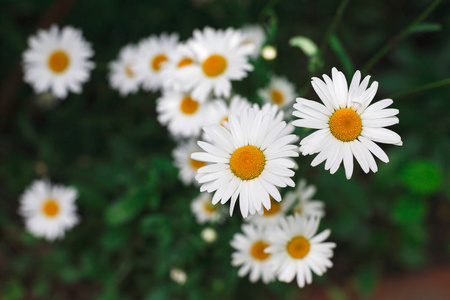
{"left": 362, "top": 0, "right": 442, "bottom": 73}
{"left": 319, "top": 0, "right": 351, "bottom": 57}
{"left": 389, "top": 78, "right": 450, "bottom": 99}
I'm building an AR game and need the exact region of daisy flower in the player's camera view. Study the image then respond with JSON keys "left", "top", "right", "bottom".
{"left": 19, "top": 179, "right": 79, "bottom": 241}
{"left": 191, "top": 192, "right": 225, "bottom": 224}
{"left": 108, "top": 44, "right": 140, "bottom": 97}
{"left": 266, "top": 214, "right": 336, "bottom": 288}
{"left": 293, "top": 68, "right": 402, "bottom": 179}
{"left": 191, "top": 105, "right": 299, "bottom": 218}
{"left": 173, "top": 139, "right": 208, "bottom": 186}
{"left": 134, "top": 33, "right": 179, "bottom": 91}
{"left": 22, "top": 25, "right": 95, "bottom": 99}
{"left": 160, "top": 43, "right": 197, "bottom": 91}
{"left": 179, "top": 27, "right": 254, "bottom": 102}
{"left": 209, "top": 95, "right": 251, "bottom": 127}
{"left": 156, "top": 90, "right": 217, "bottom": 138}
{"left": 284, "top": 179, "right": 324, "bottom": 218}
{"left": 246, "top": 195, "right": 295, "bottom": 227}
{"left": 230, "top": 224, "right": 275, "bottom": 284}
{"left": 258, "top": 75, "right": 296, "bottom": 109}
{"left": 241, "top": 24, "right": 266, "bottom": 59}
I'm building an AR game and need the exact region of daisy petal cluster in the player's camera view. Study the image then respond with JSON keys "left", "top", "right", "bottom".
{"left": 285, "top": 178, "right": 325, "bottom": 218}
{"left": 293, "top": 67, "right": 402, "bottom": 179}
{"left": 108, "top": 44, "right": 140, "bottom": 97}
{"left": 191, "top": 192, "right": 225, "bottom": 224}
{"left": 258, "top": 75, "right": 297, "bottom": 110}
{"left": 241, "top": 24, "right": 266, "bottom": 59}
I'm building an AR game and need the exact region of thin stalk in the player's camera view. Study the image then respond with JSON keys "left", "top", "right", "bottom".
{"left": 319, "top": 0, "right": 351, "bottom": 57}
{"left": 388, "top": 78, "right": 450, "bottom": 99}
{"left": 362, "top": 0, "right": 442, "bottom": 73}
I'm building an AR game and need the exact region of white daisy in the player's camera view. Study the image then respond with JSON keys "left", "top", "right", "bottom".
{"left": 284, "top": 179, "right": 325, "bottom": 218}
{"left": 230, "top": 224, "right": 275, "bottom": 284}
{"left": 241, "top": 24, "right": 266, "bottom": 59}
{"left": 258, "top": 75, "right": 296, "bottom": 109}
{"left": 156, "top": 90, "right": 217, "bottom": 138}
{"left": 108, "top": 44, "right": 140, "bottom": 97}
{"left": 19, "top": 179, "right": 79, "bottom": 241}
{"left": 179, "top": 27, "right": 254, "bottom": 102}
{"left": 134, "top": 33, "right": 179, "bottom": 91}
{"left": 22, "top": 25, "right": 95, "bottom": 99}
{"left": 266, "top": 214, "right": 336, "bottom": 288}
{"left": 293, "top": 68, "right": 402, "bottom": 179}
{"left": 173, "top": 139, "right": 208, "bottom": 186}
{"left": 246, "top": 195, "right": 295, "bottom": 227}
{"left": 209, "top": 95, "right": 251, "bottom": 127}
{"left": 160, "top": 43, "right": 197, "bottom": 91}
{"left": 190, "top": 192, "right": 224, "bottom": 224}
{"left": 191, "top": 105, "right": 299, "bottom": 218}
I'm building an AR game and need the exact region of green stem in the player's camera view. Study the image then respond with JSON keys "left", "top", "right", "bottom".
{"left": 362, "top": 0, "right": 442, "bottom": 73}
{"left": 319, "top": 0, "right": 351, "bottom": 57}
{"left": 388, "top": 78, "right": 450, "bottom": 99}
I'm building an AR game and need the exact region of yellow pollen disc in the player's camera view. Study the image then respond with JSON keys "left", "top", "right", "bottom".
{"left": 48, "top": 50, "right": 70, "bottom": 73}
{"left": 270, "top": 89, "right": 284, "bottom": 105}
{"left": 202, "top": 54, "right": 227, "bottom": 77}
{"left": 263, "top": 197, "right": 281, "bottom": 216}
{"left": 151, "top": 54, "right": 168, "bottom": 71}
{"left": 177, "top": 57, "right": 193, "bottom": 68}
{"left": 329, "top": 108, "right": 362, "bottom": 142}
{"left": 287, "top": 236, "right": 310, "bottom": 259}
{"left": 190, "top": 157, "right": 206, "bottom": 170}
{"left": 42, "top": 198, "right": 60, "bottom": 217}
{"left": 203, "top": 202, "right": 217, "bottom": 214}
{"left": 229, "top": 145, "right": 265, "bottom": 180}
{"left": 250, "top": 240, "right": 271, "bottom": 261}
{"left": 220, "top": 116, "right": 229, "bottom": 126}
{"left": 180, "top": 96, "right": 199, "bottom": 115}
{"left": 125, "top": 65, "right": 134, "bottom": 78}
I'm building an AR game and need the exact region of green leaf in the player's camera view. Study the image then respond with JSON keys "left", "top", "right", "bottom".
{"left": 400, "top": 160, "right": 443, "bottom": 195}
{"left": 391, "top": 195, "right": 428, "bottom": 225}
{"left": 354, "top": 264, "right": 379, "bottom": 297}
{"left": 289, "top": 36, "right": 319, "bottom": 57}
{"left": 329, "top": 35, "right": 354, "bottom": 74}
{"left": 104, "top": 188, "right": 147, "bottom": 226}
{"left": 409, "top": 22, "right": 442, "bottom": 34}
{"left": 2, "top": 280, "right": 24, "bottom": 300}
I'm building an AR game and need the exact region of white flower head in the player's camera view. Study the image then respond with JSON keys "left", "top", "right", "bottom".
{"left": 160, "top": 42, "right": 197, "bottom": 91}
{"left": 19, "top": 179, "right": 79, "bottom": 241}
{"left": 284, "top": 178, "right": 325, "bottom": 218}
{"left": 231, "top": 224, "right": 275, "bottom": 284}
{"left": 266, "top": 214, "right": 336, "bottom": 288}
{"left": 108, "top": 44, "right": 140, "bottom": 97}
{"left": 22, "top": 25, "right": 95, "bottom": 99}
{"left": 293, "top": 68, "right": 402, "bottom": 179}
{"left": 173, "top": 139, "right": 208, "bottom": 186}
{"left": 192, "top": 105, "right": 299, "bottom": 218}
{"left": 246, "top": 194, "right": 295, "bottom": 228}
{"left": 178, "top": 27, "right": 254, "bottom": 102}
{"left": 209, "top": 95, "right": 251, "bottom": 127}
{"left": 241, "top": 24, "right": 266, "bottom": 59}
{"left": 258, "top": 75, "right": 297, "bottom": 109}
{"left": 191, "top": 192, "right": 225, "bottom": 224}
{"left": 134, "top": 33, "right": 179, "bottom": 91}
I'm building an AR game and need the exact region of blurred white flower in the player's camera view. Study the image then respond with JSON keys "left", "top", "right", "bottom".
{"left": 258, "top": 75, "right": 296, "bottom": 109}
{"left": 241, "top": 24, "right": 266, "bottom": 59}
{"left": 284, "top": 179, "right": 325, "bottom": 218}
{"left": 108, "top": 44, "right": 140, "bottom": 97}
{"left": 201, "top": 227, "right": 217, "bottom": 243}
{"left": 191, "top": 193, "right": 224, "bottom": 224}
{"left": 170, "top": 268, "right": 187, "bottom": 285}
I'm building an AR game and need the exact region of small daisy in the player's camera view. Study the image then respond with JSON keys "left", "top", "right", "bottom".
{"left": 293, "top": 68, "right": 402, "bottom": 179}
{"left": 22, "top": 25, "right": 95, "bottom": 99}
{"left": 284, "top": 179, "right": 325, "bottom": 218}
{"left": 209, "top": 95, "right": 251, "bottom": 127}
{"left": 266, "top": 214, "right": 336, "bottom": 288}
{"left": 173, "top": 139, "right": 208, "bottom": 186}
{"left": 179, "top": 27, "right": 254, "bottom": 102}
{"left": 192, "top": 105, "right": 299, "bottom": 218}
{"left": 134, "top": 33, "right": 179, "bottom": 91}
{"left": 230, "top": 224, "right": 275, "bottom": 283}
{"left": 156, "top": 90, "right": 217, "bottom": 138}
{"left": 108, "top": 44, "right": 140, "bottom": 97}
{"left": 241, "top": 24, "right": 266, "bottom": 59}
{"left": 191, "top": 192, "right": 224, "bottom": 224}
{"left": 19, "top": 179, "right": 79, "bottom": 241}
{"left": 246, "top": 195, "right": 295, "bottom": 227}
{"left": 258, "top": 75, "right": 296, "bottom": 109}
{"left": 160, "top": 43, "right": 197, "bottom": 91}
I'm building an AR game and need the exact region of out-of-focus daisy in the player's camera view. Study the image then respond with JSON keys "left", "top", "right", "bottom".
{"left": 173, "top": 139, "right": 208, "bottom": 186}
{"left": 108, "top": 44, "right": 140, "bottom": 97}
{"left": 258, "top": 75, "right": 296, "bottom": 109}
{"left": 157, "top": 90, "right": 217, "bottom": 138}
{"left": 134, "top": 33, "right": 179, "bottom": 91}
{"left": 241, "top": 24, "right": 266, "bottom": 59}
{"left": 293, "top": 68, "right": 402, "bottom": 179}
{"left": 246, "top": 195, "right": 295, "bottom": 227}
{"left": 266, "top": 214, "right": 336, "bottom": 288}
{"left": 19, "top": 179, "right": 79, "bottom": 241}
{"left": 209, "top": 95, "right": 251, "bottom": 127}
{"left": 284, "top": 179, "right": 324, "bottom": 218}
{"left": 191, "top": 192, "right": 224, "bottom": 224}
{"left": 170, "top": 268, "right": 187, "bottom": 285}
{"left": 160, "top": 43, "right": 196, "bottom": 91}
{"left": 179, "top": 27, "right": 254, "bottom": 102}
{"left": 22, "top": 25, "right": 94, "bottom": 99}
{"left": 192, "top": 106, "right": 299, "bottom": 218}
{"left": 231, "top": 224, "right": 275, "bottom": 284}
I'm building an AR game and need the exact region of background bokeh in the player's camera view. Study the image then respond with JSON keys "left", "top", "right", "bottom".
{"left": 1, "top": 0, "right": 449, "bottom": 299}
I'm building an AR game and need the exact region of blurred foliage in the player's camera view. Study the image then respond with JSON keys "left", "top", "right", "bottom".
{"left": 1, "top": 0, "right": 450, "bottom": 299}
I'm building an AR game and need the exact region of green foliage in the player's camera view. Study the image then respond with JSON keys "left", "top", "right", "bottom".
{"left": 400, "top": 160, "right": 443, "bottom": 195}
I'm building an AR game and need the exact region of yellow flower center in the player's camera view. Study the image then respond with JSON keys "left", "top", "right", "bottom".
{"left": 190, "top": 157, "right": 206, "bottom": 170}
{"left": 270, "top": 89, "right": 284, "bottom": 105}
{"left": 177, "top": 57, "right": 193, "bottom": 68}
{"left": 250, "top": 240, "right": 271, "bottom": 261}
{"left": 180, "top": 96, "right": 199, "bottom": 115}
{"left": 230, "top": 146, "right": 265, "bottom": 180}
{"left": 286, "top": 236, "right": 310, "bottom": 259}
{"left": 263, "top": 197, "right": 281, "bottom": 216}
{"left": 220, "top": 116, "right": 229, "bottom": 126}
{"left": 47, "top": 50, "right": 70, "bottom": 73}
{"left": 293, "top": 205, "right": 303, "bottom": 215}
{"left": 203, "top": 201, "right": 217, "bottom": 214}
{"left": 151, "top": 54, "right": 168, "bottom": 71}
{"left": 329, "top": 108, "right": 362, "bottom": 142}
{"left": 125, "top": 64, "right": 134, "bottom": 78}
{"left": 42, "top": 198, "right": 60, "bottom": 217}
{"left": 202, "top": 54, "right": 227, "bottom": 77}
